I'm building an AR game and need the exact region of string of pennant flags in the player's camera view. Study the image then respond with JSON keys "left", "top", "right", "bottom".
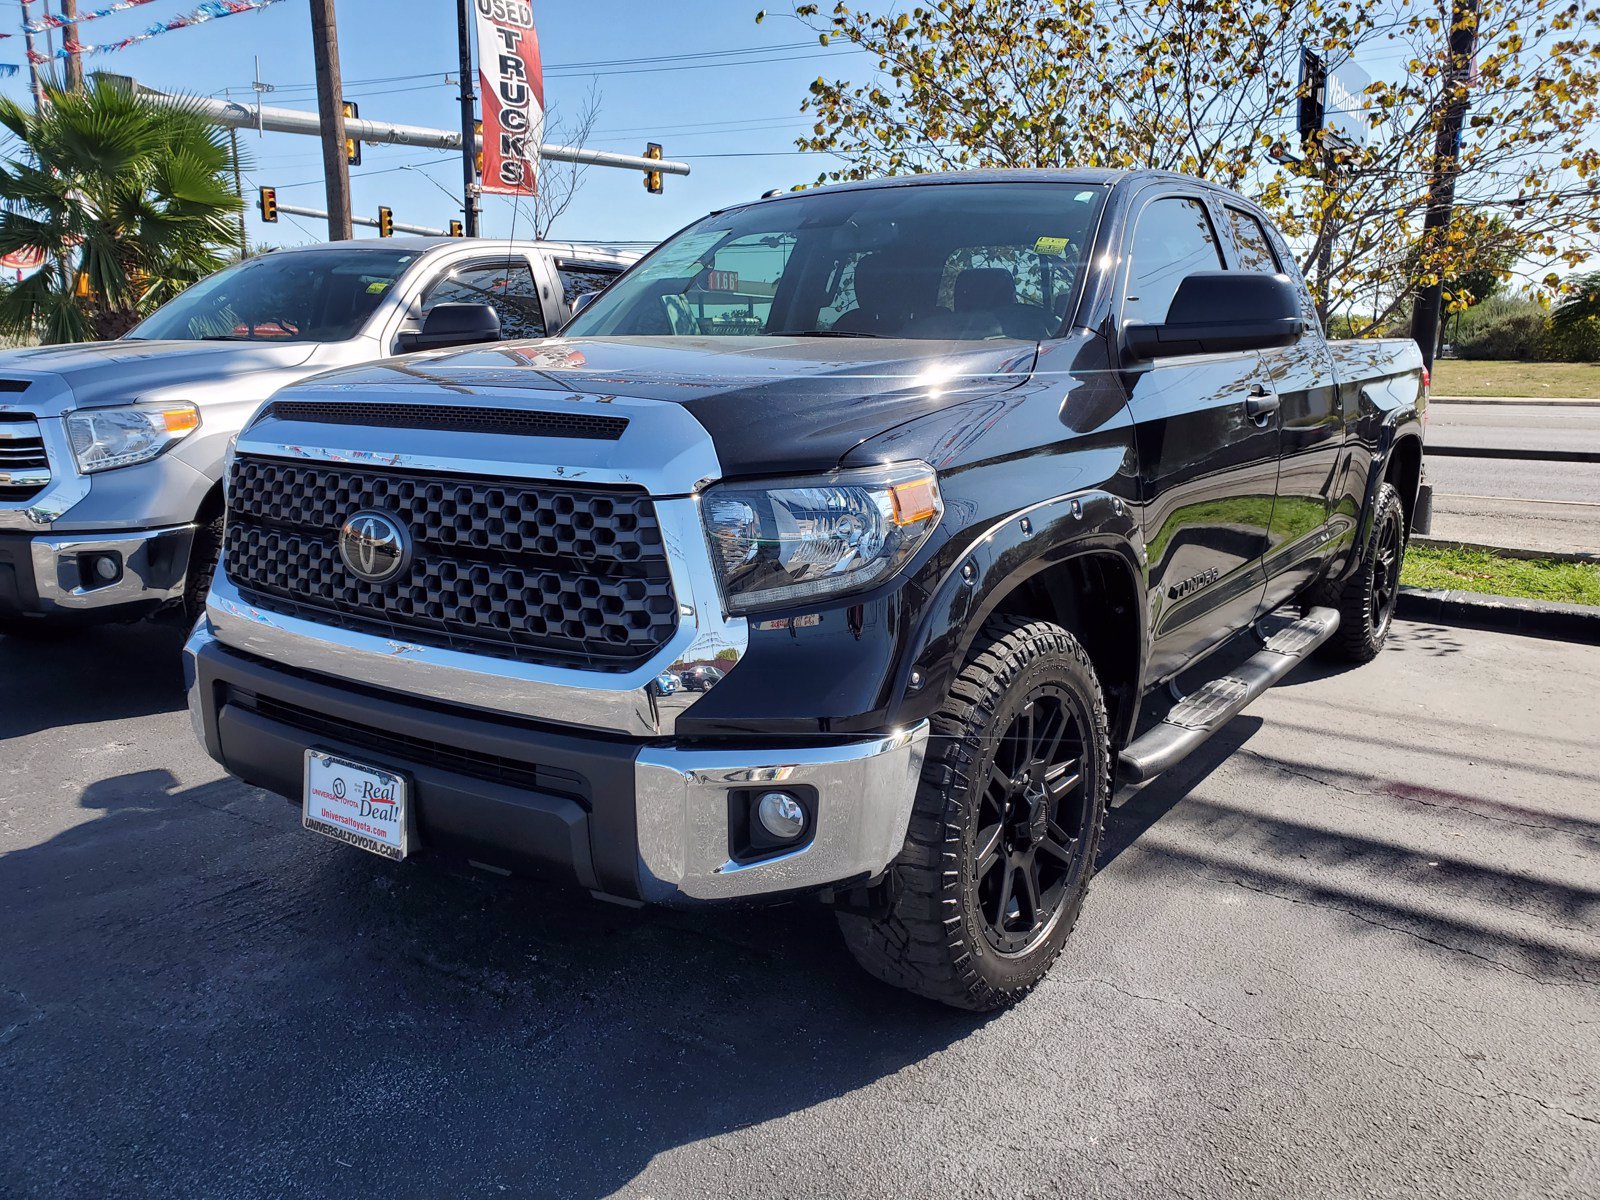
{"left": 6, "top": 0, "right": 283, "bottom": 62}
{"left": 13, "top": 0, "right": 164, "bottom": 37}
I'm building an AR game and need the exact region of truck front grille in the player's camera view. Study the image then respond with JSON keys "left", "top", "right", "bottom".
{"left": 0, "top": 415, "right": 50, "bottom": 503}
{"left": 222, "top": 454, "right": 680, "bottom": 670}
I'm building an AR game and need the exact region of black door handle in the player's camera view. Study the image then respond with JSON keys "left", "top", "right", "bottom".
{"left": 1245, "top": 388, "right": 1279, "bottom": 421}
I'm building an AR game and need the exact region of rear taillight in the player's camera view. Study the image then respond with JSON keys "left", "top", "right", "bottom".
{"left": 1421, "top": 365, "right": 1431, "bottom": 395}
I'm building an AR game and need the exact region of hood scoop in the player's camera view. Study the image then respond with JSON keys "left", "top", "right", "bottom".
{"left": 265, "top": 399, "right": 629, "bottom": 442}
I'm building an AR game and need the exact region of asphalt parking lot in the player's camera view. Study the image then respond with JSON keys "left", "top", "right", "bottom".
{"left": 2, "top": 619, "right": 1596, "bottom": 1199}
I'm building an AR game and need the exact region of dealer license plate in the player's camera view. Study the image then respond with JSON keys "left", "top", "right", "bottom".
{"left": 302, "top": 750, "right": 409, "bottom": 861}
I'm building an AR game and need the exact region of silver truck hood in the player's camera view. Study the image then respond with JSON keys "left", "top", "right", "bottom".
{"left": 0, "top": 339, "right": 319, "bottom": 414}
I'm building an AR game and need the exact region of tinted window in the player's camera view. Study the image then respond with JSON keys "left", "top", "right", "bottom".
{"left": 1124, "top": 197, "right": 1225, "bottom": 326}
{"left": 1226, "top": 207, "right": 1281, "bottom": 274}
{"left": 556, "top": 262, "right": 621, "bottom": 306}
{"left": 129, "top": 248, "right": 418, "bottom": 342}
{"left": 566, "top": 183, "right": 1108, "bottom": 342}
{"left": 422, "top": 261, "right": 546, "bottom": 340}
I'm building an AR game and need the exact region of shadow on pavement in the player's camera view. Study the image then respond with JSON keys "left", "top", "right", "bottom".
{"left": 0, "top": 621, "right": 186, "bottom": 738}
{"left": 1, "top": 767, "right": 991, "bottom": 1199}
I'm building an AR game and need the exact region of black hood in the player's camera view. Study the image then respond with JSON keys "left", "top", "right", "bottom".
{"left": 309, "top": 335, "right": 1039, "bottom": 475}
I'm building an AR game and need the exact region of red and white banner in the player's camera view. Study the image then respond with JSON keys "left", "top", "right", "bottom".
{"left": 474, "top": 0, "right": 544, "bottom": 196}
{"left": 0, "top": 246, "right": 46, "bottom": 272}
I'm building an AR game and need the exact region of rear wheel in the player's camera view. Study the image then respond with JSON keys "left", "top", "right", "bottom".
{"left": 1318, "top": 481, "right": 1406, "bottom": 663}
{"left": 837, "top": 617, "right": 1109, "bottom": 1010}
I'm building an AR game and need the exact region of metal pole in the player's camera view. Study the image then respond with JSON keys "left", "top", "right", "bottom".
{"left": 229, "top": 128, "right": 248, "bottom": 257}
{"left": 20, "top": 1, "right": 46, "bottom": 108}
{"left": 308, "top": 0, "right": 353, "bottom": 240}
{"left": 1409, "top": 0, "right": 1479, "bottom": 371}
{"left": 60, "top": 0, "right": 82, "bottom": 91}
{"left": 455, "top": 0, "right": 480, "bottom": 236}
{"left": 278, "top": 202, "right": 447, "bottom": 237}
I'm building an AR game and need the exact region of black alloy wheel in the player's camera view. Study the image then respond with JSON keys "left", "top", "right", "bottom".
{"left": 1370, "top": 502, "right": 1402, "bottom": 638}
{"left": 975, "top": 684, "right": 1091, "bottom": 956}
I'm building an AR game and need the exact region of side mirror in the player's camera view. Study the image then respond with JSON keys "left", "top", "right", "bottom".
{"left": 398, "top": 302, "right": 501, "bottom": 353}
{"left": 1125, "top": 272, "right": 1305, "bottom": 361}
{"left": 571, "top": 290, "right": 601, "bottom": 317}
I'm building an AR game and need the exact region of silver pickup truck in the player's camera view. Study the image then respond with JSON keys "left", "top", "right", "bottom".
{"left": 0, "top": 237, "right": 635, "bottom": 635}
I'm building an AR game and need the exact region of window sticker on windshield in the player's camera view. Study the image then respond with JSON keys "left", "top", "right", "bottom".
{"left": 1034, "top": 236, "right": 1072, "bottom": 256}
{"left": 366, "top": 280, "right": 392, "bottom": 294}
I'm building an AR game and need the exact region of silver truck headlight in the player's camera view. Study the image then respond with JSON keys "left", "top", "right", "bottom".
{"left": 65, "top": 403, "right": 201, "bottom": 473}
{"left": 701, "top": 462, "right": 943, "bottom": 615}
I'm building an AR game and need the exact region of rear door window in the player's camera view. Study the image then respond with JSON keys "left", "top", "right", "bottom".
{"left": 1225, "top": 207, "right": 1282, "bottom": 274}
{"left": 555, "top": 261, "right": 622, "bottom": 306}
{"left": 1123, "top": 197, "right": 1226, "bottom": 326}
{"left": 421, "top": 260, "right": 548, "bottom": 340}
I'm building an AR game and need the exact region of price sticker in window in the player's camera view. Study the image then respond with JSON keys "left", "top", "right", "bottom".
{"left": 1034, "top": 236, "right": 1072, "bottom": 257}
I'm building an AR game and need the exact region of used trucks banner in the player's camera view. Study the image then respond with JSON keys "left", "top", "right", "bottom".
{"left": 474, "top": 0, "right": 544, "bottom": 195}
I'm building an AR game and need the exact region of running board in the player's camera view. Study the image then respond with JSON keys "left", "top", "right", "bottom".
{"left": 1116, "top": 606, "right": 1341, "bottom": 785}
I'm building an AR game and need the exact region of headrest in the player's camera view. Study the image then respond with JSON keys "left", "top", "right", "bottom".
{"left": 955, "top": 267, "right": 1016, "bottom": 311}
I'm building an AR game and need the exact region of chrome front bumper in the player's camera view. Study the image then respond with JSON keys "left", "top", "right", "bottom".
{"left": 185, "top": 622, "right": 928, "bottom": 904}
{"left": 634, "top": 724, "right": 929, "bottom": 902}
{"left": 9, "top": 524, "right": 194, "bottom": 613}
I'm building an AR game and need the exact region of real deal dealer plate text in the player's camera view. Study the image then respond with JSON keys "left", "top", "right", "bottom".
{"left": 302, "top": 750, "right": 409, "bottom": 861}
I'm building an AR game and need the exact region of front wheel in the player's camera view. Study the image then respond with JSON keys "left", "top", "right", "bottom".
{"left": 1317, "top": 481, "right": 1406, "bottom": 664}
{"left": 838, "top": 617, "right": 1110, "bottom": 1011}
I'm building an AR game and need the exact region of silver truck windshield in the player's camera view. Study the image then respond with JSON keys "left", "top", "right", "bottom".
{"left": 565, "top": 182, "right": 1108, "bottom": 342}
{"left": 128, "top": 248, "right": 419, "bottom": 343}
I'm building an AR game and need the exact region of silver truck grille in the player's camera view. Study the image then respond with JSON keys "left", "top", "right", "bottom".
{"left": 222, "top": 453, "right": 680, "bottom": 671}
{"left": 0, "top": 416, "right": 50, "bottom": 503}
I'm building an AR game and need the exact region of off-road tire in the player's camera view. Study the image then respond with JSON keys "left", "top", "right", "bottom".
{"left": 1316, "top": 481, "right": 1406, "bottom": 664}
{"left": 182, "top": 513, "right": 226, "bottom": 626}
{"left": 837, "top": 617, "right": 1110, "bottom": 1011}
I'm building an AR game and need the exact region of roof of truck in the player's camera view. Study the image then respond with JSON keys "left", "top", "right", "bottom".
{"left": 731, "top": 167, "right": 1264, "bottom": 210}
{"left": 267, "top": 237, "right": 641, "bottom": 260}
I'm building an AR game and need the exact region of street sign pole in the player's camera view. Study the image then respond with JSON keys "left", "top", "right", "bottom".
{"left": 455, "top": 0, "right": 481, "bottom": 237}
{"left": 309, "top": 0, "right": 353, "bottom": 240}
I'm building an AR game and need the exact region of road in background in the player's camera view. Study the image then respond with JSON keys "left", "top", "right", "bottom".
{"left": 1425, "top": 403, "right": 1597, "bottom": 553}
{"left": 2, "top": 620, "right": 1596, "bottom": 1198}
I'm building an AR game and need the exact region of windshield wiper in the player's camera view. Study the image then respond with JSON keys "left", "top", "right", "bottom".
{"left": 198, "top": 334, "right": 248, "bottom": 341}
{"left": 773, "top": 329, "right": 898, "bottom": 339}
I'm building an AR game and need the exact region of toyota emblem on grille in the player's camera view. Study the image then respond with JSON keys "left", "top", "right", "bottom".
{"left": 338, "top": 510, "right": 411, "bottom": 584}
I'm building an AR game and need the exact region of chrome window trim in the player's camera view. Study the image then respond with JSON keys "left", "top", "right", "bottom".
{"left": 208, "top": 393, "right": 743, "bottom": 736}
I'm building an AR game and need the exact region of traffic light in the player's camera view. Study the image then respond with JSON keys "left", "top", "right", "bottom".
{"left": 342, "top": 100, "right": 361, "bottom": 167}
{"left": 449, "top": 220, "right": 464, "bottom": 238}
{"left": 377, "top": 206, "right": 394, "bottom": 238}
{"left": 258, "top": 186, "right": 278, "bottom": 223}
{"left": 643, "top": 142, "right": 663, "bottom": 195}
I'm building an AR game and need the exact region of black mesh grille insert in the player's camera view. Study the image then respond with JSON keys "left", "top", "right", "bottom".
{"left": 0, "top": 380, "right": 31, "bottom": 394}
{"left": 230, "top": 688, "right": 589, "bottom": 807}
{"left": 267, "top": 399, "right": 628, "bottom": 441}
{"left": 223, "top": 454, "right": 679, "bottom": 669}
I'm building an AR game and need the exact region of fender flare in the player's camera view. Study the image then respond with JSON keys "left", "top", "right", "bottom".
{"left": 894, "top": 488, "right": 1147, "bottom": 722}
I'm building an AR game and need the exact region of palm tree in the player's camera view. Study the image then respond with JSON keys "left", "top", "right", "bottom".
{"left": 0, "top": 79, "right": 244, "bottom": 344}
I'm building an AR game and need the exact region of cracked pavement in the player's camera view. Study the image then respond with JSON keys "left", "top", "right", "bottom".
{"left": 1, "top": 618, "right": 1596, "bottom": 1198}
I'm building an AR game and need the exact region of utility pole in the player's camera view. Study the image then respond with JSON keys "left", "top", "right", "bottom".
{"left": 455, "top": 0, "right": 480, "bottom": 236}
{"left": 229, "top": 128, "right": 248, "bottom": 257}
{"left": 20, "top": 1, "right": 46, "bottom": 108}
{"left": 308, "top": 0, "right": 353, "bottom": 240}
{"left": 1409, "top": 0, "right": 1480, "bottom": 371}
{"left": 60, "top": 0, "right": 83, "bottom": 91}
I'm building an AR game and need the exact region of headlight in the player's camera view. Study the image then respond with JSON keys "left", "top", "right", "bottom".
{"left": 65, "top": 403, "right": 200, "bottom": 473}
{"left": 702, "top": 462, "right": 943, "bottom": 614}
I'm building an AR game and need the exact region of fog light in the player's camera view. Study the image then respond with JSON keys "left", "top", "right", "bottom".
{"left": 755, "top": 791, "right": 807, "bottom": 841}
{"left": 94, "top": 554, "right": 119, "bottom": 581}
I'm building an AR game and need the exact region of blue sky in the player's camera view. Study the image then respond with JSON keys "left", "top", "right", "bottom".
{"left": 3, "top": 1, "right": 865, "bottom": 247}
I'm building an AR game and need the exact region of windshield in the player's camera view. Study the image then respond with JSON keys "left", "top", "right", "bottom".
{"left": 565, "top": 182, "right": 1107, "bottom": 342}
{"left": 128, "top": 248, "right": 420, "bottom": 343}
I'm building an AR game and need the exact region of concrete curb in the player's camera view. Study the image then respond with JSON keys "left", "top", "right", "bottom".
{"left": 1425, "top": 444, "right": 1600, "bottom": 463}
{"left": 1413, "top": 536, "right": 1600, "bottom": 566}
{"left": 1398, "top": 586, "right": 1600, "bottom": 644}
{"left": 1431, "top": 395, "right": 1600, "bottom": 407}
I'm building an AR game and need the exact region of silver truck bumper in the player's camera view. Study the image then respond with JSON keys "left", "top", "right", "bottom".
{"left": 185, "top": 622, "right": 928, "bottom": 904}
{"left": 634, "top": 724, "right": 929, "bottom": 903}
{"left": 10, "top": 524, "right": 195, "bottom": 614}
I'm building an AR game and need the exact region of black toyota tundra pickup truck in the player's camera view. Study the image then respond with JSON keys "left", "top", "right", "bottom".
{"left": 186, "top": 169, "right": 1429, "bottom": 1010}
